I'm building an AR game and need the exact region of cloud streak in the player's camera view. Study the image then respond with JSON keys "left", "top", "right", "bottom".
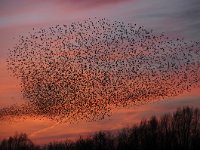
{"left": 0, "top": 0, "right": 137, "bottom": 30}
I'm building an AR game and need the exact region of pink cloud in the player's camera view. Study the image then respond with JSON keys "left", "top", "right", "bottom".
{"left": 67, "top": 0, "right": 132, "bottom": 9}
{"left": 0, "top": 0, "right": 136, "bottom": 29}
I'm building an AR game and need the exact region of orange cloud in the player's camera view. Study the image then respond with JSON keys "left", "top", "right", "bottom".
{"left": 1, "top": 92, "right": 199, "bottom": 144}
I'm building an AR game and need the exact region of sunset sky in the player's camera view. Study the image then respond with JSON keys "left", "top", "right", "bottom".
{"left": 0, "top": 0, "right": 200, "bottom": 144}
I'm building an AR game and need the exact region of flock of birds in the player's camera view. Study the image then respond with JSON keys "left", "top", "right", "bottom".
{"left": 1, "top": 18, "right": 200, "bottom": 122}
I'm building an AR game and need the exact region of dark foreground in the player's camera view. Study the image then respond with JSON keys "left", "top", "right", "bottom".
{"left": 0, "top": 106, "right": 200, "bottom": 150}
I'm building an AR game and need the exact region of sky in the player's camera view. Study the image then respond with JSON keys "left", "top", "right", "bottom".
{"left": 0, "top": 0, "right": 200, "bottom": 144}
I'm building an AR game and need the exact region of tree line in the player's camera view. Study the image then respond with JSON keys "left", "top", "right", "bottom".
{"left": 0, "top": 106, "right": 200, "bottom": 150}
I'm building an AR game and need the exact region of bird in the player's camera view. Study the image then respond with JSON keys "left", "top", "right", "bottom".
{"left": 1, "top": 18, "right": 200, "bottom": 123}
